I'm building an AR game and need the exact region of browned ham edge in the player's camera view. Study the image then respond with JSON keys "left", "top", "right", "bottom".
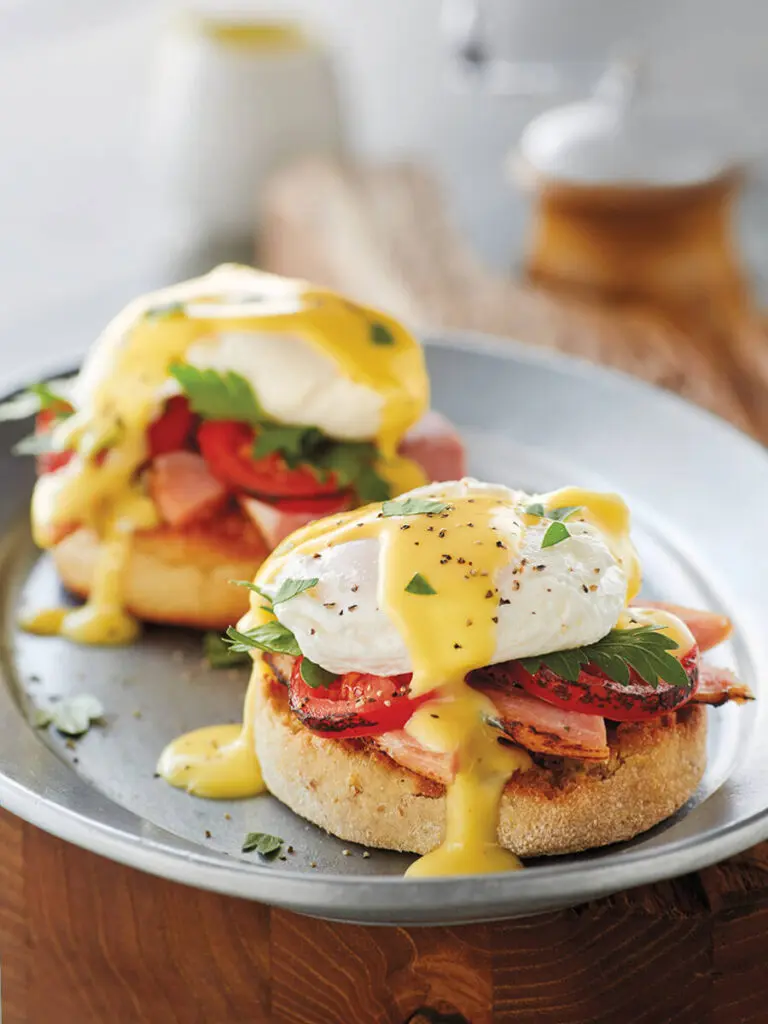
{"left": 632, "top": 601, "right": 733, "bottom": 653}
{"left": 693, "top": 665, "right": 754, "bottom": 705}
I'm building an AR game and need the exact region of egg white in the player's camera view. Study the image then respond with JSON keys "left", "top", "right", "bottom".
{"left": 72, "top": 264, "right": 383, "bottom": 441}
{"left": 183, "top": 332, "right": 382, "bottom": 441}
{"left": 265, "top": 480, "right": 629, "bottom": 677}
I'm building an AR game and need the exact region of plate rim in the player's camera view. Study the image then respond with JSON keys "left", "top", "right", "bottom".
{"left": 1, "top": 330, "right": 767, "bottom": 925}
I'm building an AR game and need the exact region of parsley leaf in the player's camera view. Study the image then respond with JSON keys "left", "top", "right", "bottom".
{"left": 146, "top": 301, "right": 186, "bottom": 321}
{"left": 370, "top": 322, "right": 395, "bottom": 346}
{"left": 315, "top": 440, "right": 390, "bottom": 501}
{"left": 0, "top": 380, "right": 73, "bottom": 422}
{"left": 230, "top": 579, "right": 268, "bottom": 596}
{"left": 519, "top": 625, "right": 689, "bottom": 690}
{"left": 405, "top": 572, "right": 437, "bottom": 595}
{"left": 271, "top": 577, "right": 319, "bottom": 605}
{"left": 381, "top": 497, "right": 449, "bottom": 517}
{"left": 34, "top": 694, "right": 105, "bottom": 737}
{"left": 169, "top": 364, "right": 264, "bottom": 425}
{"left": 204, "top": 631, "right": 251, "bottom": 669}
{"left": 242, "top": 832, "right": 283, "bottom": 857}
{"left": 300, "top": 659, "right": 340, "bottom": 688}
{"left": 224, "top": 622, "right": 301, "bottom": 657}
{"left": 541, "top": 521, "right": 570, "bottom": 548}
{"left": 350, "top": 461, "right": 391, "bottom": 502}
{"left": 252, "top": 424, "right": 326, "bottom": 469}
{"left": 525, "top": 502, "right": 581, "bottom": 522}
{"left": 548, "top": 505, "right": 582, "bottom": 522}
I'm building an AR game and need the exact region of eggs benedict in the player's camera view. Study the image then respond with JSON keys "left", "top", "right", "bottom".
{"left": 7, "top": 265, "right": 464, "bottom": 644}
{"left": 158, "top": 479, "right": 752, "bottom": 875}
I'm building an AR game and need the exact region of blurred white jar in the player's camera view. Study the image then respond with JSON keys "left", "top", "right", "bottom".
{"left": 144, "top": 4, "right": 344, "bottom": 270}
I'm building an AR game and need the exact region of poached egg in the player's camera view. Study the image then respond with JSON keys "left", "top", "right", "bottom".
{"left": 27, "top": 264, "right": 430, "bottom": 645}
{"left": 264, "top": 479, "right": 634, "bottom": 677}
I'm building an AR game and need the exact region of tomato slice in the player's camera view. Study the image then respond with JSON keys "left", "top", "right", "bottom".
{"left": 505, "top": 645, "right": 700, "bottom": 722}
{"left": 35, "top": 404, "right": 74, "bottom": 475}
{"left": 147, "top": 395, "right": 195, "bottom": 457}
{"left": 288, "top": 658, "right": 434, "bottom": 738}
{"left": 198, "top": 420, "right": 342, "bottom": 499}
{"left": 271, "top": 492, "right": 352, "bottom": 515}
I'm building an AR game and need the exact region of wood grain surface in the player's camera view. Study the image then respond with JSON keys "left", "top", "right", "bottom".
{"left": 2, "top": 157, "right": 768, "bottom": 1023}
{"left": 2, "top": 808, "right": 768, "bottom": 1023}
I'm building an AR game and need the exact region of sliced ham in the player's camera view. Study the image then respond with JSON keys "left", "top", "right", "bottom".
{"left": 239, "top": 494, "right": 350, "bottom": 549}
{"left": 693, "top": 664, "right": 754, "bottom": 705}
{"left": 375, "top": 730, "right": 456, "bottom": 785}
{"left": 399, "top": 410, "right": 466, "bottom": 483}
{"left": 376, "top": 686, "right": 609, "bottom": 783}
{"left": 632, "top": 600, "right": 732, "bottom": 653}
{"left": 148, "top": 451, "right": 228, "bottom": 527}
{"left": 475, "top": 684, "right": 610, "bottom": 761}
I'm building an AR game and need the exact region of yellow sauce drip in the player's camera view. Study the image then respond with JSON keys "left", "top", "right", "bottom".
{"left": 618, "top": 606, "right": 695, "bottom": 658}
{"left": 532, "top": 487, "right": 642, "bottom": 602}
{"left": 18, "top": 607, "right": 68, "bottom": 636}
{"left": 405, "top": 692, "right": 531, "bottom": 876}
{"left": 157, "top": 606, "right": 269, "bottom": 798}
{"left": 28, "top": 265, "right": 428, "bottom": 644}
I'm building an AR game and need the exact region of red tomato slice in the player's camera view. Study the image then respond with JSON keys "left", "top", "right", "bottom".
{"left": 271, "top": 492, "right": 352, "bottom": 515}
{"left": 35, "top": 404, "right": 74, "bottom": 475}
{"left": 288, "top": 658, "right": 434, "bottom": 738}
{"left": 506, "top": 645, "right": 700, "bottom": 722}
{"left": 147, "top": 395, "right": 195, "bottom": 457}
{"left": 198, "top": 420, "right": 341, "bottom": 499}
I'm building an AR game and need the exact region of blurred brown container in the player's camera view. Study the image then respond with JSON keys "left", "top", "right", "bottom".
{"left": 513, "top": 90, "right": 752, "bottom": 336}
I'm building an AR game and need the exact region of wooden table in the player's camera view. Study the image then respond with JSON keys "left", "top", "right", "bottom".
{"left": 3, "top": 160, "right": 768, "bottom": 1023}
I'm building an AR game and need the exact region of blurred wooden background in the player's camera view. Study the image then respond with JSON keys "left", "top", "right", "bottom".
{"left": 261, "top": 158, "right": 768, "bottom": 440}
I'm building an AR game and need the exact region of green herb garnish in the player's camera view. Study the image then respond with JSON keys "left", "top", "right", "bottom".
{"left": 315, "top": 440, "right": 390, "bottom": 503}
{"left": 381, "top": 497, "right": 449, "bottom": 517}
{"left": 169, "top": 364, "right": 264, "bottom": 425}
{"left": 300, "top": 659, "right": 340, "bottom": 688}
{"left": 525, "top": 502, "right": 545, "bottom": 518}
{"left": 525, "top": 503, "right": 581, "bottom": 522}
{"left": 272, "top": 577, "right": 319, "bottom": 605}
{"left": 541, "top": 521, "right": 570, "bottom": 548}
{"left": 519, "top": 625, "right": 689, "bottom": 690}
{"left": 370, "top": 322, "right": 395, "bottom": 346}
{"left": 231, "top": 579, "right": 267, "bottom": 597}
{"left": 0, "top": 380, "right": 73, "bottom": 423}
{"left": 405, "top": 572, "right": 437, "bottom": 595}
{"left": 242, "top": 832, "right": 283, "bottom": 857}
{"left": 147, "top": 301, "right": 186, "bottom": 320}
{"left": 548, "top": 505, "right": 581, "bottom": 522}
{"left": 223, "top": 608, "right": 337, "bottom": 687}
{"left": 525, "top": 503, "right": 581, "bottom": 548}
{"left": 34, "top": 694, "right": 105, "bottom": 737}
{"left": 224, "top": 622, "right": 301, "bottom": 657}
{"left": 252, "top": 424, "right": 325, "bottom": 468}
{"left": 203, "top": 631, "right": 251, "bottom": 669}
{"left": 231, "top": 577, "right": 318, "bottom": 606}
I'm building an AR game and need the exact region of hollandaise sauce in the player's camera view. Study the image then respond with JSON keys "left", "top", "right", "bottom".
{"left": 161, "top": 485, "right": 642, "bottom": 876}
{"left": 27, "top": 265, "right": 428, "bottom": 645}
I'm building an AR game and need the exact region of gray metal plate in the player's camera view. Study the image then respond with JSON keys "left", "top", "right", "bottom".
{"left": 0, "top": 334, "right": 765, "bottom": 926}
